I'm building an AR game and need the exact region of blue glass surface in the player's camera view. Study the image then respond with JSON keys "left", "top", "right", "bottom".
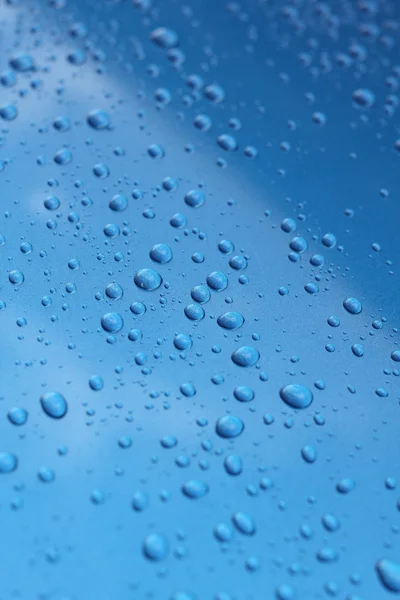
{"left": 1, "top": 1, "right": 400, "bottom": 598}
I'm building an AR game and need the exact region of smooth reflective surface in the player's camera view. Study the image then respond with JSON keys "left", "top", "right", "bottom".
{"left": 0, "top": 0, "right": 400, "bottom": 598}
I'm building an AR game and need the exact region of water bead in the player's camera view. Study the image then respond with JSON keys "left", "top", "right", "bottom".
{"left": 231, "top": 346, "right": 259, "bottom": 367}
{"left": 336, "top": 478, "right": 355, "bottom": 494}
{"left": 279, "top": 384, "right": 313, "bottom": 409}
{"left": 327, "top": 316, "right": 340, "bottom": 327}
{"left": 182, "top": 480, "right": 208, "bottom": 499}
{"left": 105, "top": 282, "right": 123, "bottom": 299}
{"left": 224, "top": 454, "right": 243, "bottom": 475}
{"left": 216, "top": 415, "right": 244, "bottom": 439}
{"left": 174, "top": 334, "right": 192, "bottom": 350}
{"left": 89, "top": 375, "right": 104, "bottom": 391}
{"left": 170, "top": 213, "right": 187, "bottom": 228}
{"left": 289, "top": 236, "right": 307, "bottom": 253}
{"left": 0, "top": 452, "right": 18, "bottom": 474}
{"left": 101, "top": 312, "right": 123, "bottom": 333}
{"left": 142, "top": 533, "right": 169, "bottom": 561}
{"left": 301, "top": 445, "right": 317, "bottom": 463}
{"left": 150, "top": 243, "right": 173, "bottom": 264}
{"left": 218, "top": 239, "right": 234, "bottom": 254}
{"left": 87, "top": 109, "right": 110, "bottom": 130}
{"left": 9, "top": 269, "right": 24, "bottom": 285}
{"left": 180, "top": 383, "right": 196, "bottom": 397}
{"left": 281, "top": 218, "right": 296, "bottom": 233}
{"left": 217, "top": 134, "right": 237, "bottom": 151}
{"left": 0, "top": 103, "right": 18, "bottom": 121}
{"left": 150, "top": 27, "right": 179, "bottom": 49}
{"left": 391, "top": 350, "right": 400, "bottom": 362}
{"left": 233, "top": 386, "right": 254, "bottom": 402}
{"left": 343, "top": 297, "right": 362, "bottom": 315}
{"left": 232, "top": 512, "right": 256, "bottom": 536}
{"left": 40, "top": 392, "right": 68, "bottom": 419}
{"left": 206, "top": 271, "right": 228, "bottom": 291}
{"left": 229, "top": 255, "right": 247, "bottom": 270}
{"left": 134, "top": 269, "right": 162, "bottom": 291}
{"left": 191, "top": 285, "right": 211, "bottom": 304}
{"left": 130, "top": 301, "right": 146, "bottom": 315}
{"left": 376, "top": 559, "right": 400, "bottom": 592}
{"left": 44, "top": 195, "right": 60, "bottom": 210}
{"left": 352, "top": 88, "right": 376, "bottom": 108}
{"left": 109, "top": 194, "right": 128, "bottom": 211}
{"left": 351, "top": 343, "right": 364, "bottom": 357}
{"left": 184, "top": 304, "right": 205, "bottom": 321}
{"left": 322, "top": 233, "right": 336, "bottom": 248}
{"left": 8, "top": 407, "right": 28, "bottom": 426}
{"left": 185, "top": 189, "right": 205, "bottom": 208}
{"left": 10, "top": 53, "right": 34, "bottom": 72}
{"left": 217, "top": 312, "right": 244, "bottom": 330}
{"left": 93, "top": 163, "right": 109, "bottom": 178}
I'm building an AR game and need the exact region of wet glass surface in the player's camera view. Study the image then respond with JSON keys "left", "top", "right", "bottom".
{"left": 0, "top": 1, "right": 400, "bottom": 598}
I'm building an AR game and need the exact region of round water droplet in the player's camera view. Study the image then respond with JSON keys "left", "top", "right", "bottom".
{"left": 40, "top": 392, "right": 68, "bottom": 419}
{"left": 224, "top": 454, "right": 243, "bottom": 475}
{"left": 89, "top": 375, "right": 104, "bottom": 391}
{"left": 391, "top": 350, "right": 400, "bottom": 362}
{"left": 216, "top": 415, "right": 244, "bottom": 439}
{"left": 231, "top": 346, "right": 259, "bottom": 367}
{"left": 184, "top": 304, "right": 205, "bottom": 321}
{"left": 174, "top": 333, "right": 192, "bottom": 350}
{"left": 142, "top": 533, "right": 169, "bottom": 561}
{"left": 352, "top": 88, "right": 376, "bottom": 108}
{"left": 109, "top": 194, "right": 128, "bottom": 212}
{"left": 9, "top": 270, "right": 24, "bottom": 285}
{"left": 182, "top": 479, "right": 208, "bottom": 499}
{"left": 0, "top": 452, "right": 18, "bottom": 474}
{"left": 217, "top": 312, "right": 244, "bottom": 330}
{"left": 150, "top": 243, "right": 172, "bottom": 264}
{"left": 0, "top": 103, "right": 18, "bottom": 121}
{"left": 279, "top": 384, "right": 313, "bottom": 409}
{"left": 134, "top": 268, "right": 162, "bottom": 291}
{"left": 101, "top": 312, "right": 123, "bottom": 333}
{"left": 301, "top": 445, "right": 317, "bottom": 463}
{"left": 87, "top": 109, "right": 110, "bottom": 130}
{"left": 343, "top": 297, "right": 362, "bottom": 315}
{"left": 8, "top": 407, "right": 28, "bottom": 426}
{"left": 233, "top": 386, "right": 254, "bottom": 403}
{"left": 185, "top": 189, "right": 205, "bottom": 208}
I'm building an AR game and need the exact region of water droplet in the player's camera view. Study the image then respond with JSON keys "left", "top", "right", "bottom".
{"left": 279, "top": 384, "right": 313, "bottom": 409}
{"left": 109, "top": 194, "right": 128, "bottom": 212}
{"left": 101, "top": 312, "right": 124, "bottom": 333}
{"left": 142, "top": 533, "right": 169, "bottom": 561}
{"left": 89, "top": 375, "right": 104, "bottom": 391}
{"left": 182, "top": 480, "right": 208, "bottom": 499}
{"left": 185, "top": 189, "right": 205, "bottom": 208}
{"left": 376, "top": 559, "right": 400, "bottom": 592}
{"left": 301, "top": 445, "right": 317, "bottom": 463}
{"left": 224, "top": 454, "right": 243, "bottom": 475}
{"left": 233, "top": 386, "right": 254, "bottom": 403}
{"left": 134, "top": 268, "right": 162, "bottom": 291}
{"left": 217, "top": 312, "right": 244, "bottom": 330}
{"left": 343, "top": 297, "right": 362, "bottom": 315}
{"left": 151, "top": 27, "right": 179, "bottom": 49}
{"left": 8, "top": 407, "right": 28, "bottom": 426}
{"left": 87, "top": 109, "right": 110, "bottom": 130}
{"left": 231, "top": 346, "right": 259, "bottom": 367}
{"left": 216, "top": 415, "right": 244, "bottom": 439}
{"left": 40, "top": 392, "right": 68, "bottom": 419}
{"left": 0, "top": 452, "right": 18, "bottom": 474}
{"left": 150, "top": 243, "right": 172, "bottom": 264}
{"left": 9, "top": 270, "right": 24, "bottom": 285}
{"left": 232, "top": 511, "right": 256, "bottom": 535}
